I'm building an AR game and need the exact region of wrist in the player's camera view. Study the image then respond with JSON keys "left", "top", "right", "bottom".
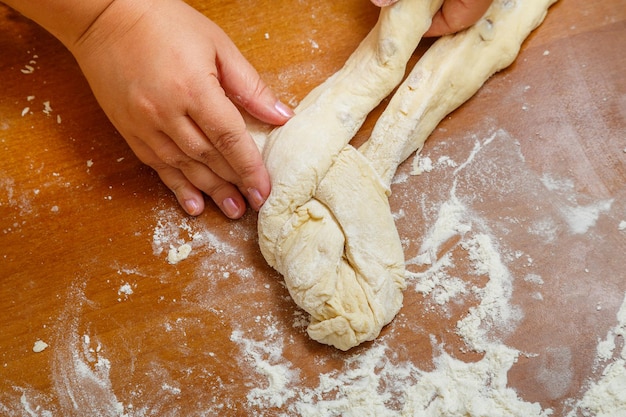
{"left": 2, "top": 0, "right": 149, "bottom": 53}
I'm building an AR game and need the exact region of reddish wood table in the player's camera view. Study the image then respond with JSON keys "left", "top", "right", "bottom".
{"left": 1, "top": 1, "right": 625, "bottom": 415}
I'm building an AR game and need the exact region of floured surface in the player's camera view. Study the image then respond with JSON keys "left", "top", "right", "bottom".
{"left": 1, "top": 0, "right": 625, "bottom": 416}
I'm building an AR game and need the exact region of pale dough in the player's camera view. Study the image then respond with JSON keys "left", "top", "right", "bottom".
{"left": 33, "top": 340, "right": 49, "bottom": 353}
{"left": 258, "top": 0, "right": 558, "bottom": 350}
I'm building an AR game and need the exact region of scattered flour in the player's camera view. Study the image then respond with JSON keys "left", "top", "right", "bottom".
{"left": 230, "top": 324, "right": 297, "bottom": 409}
{"left": 566, "top": 294, "right": 626, "bottom": 417}
{"left": 49, "top": 281, "right": 128, "bottom": 416}
{"left": 117, "top": 282, "right": 134, "bottom": 301}
{"left": 411, "top": 155, "right": 433, "bottom": 175}
{"left": 152, "top": 207, "right": 238, "bottom": 265}
{"left": 410, "top": 153, "right": 458, "bottom": 176}
{"left": 540, "top": 173, "right": 614, "bottom": 234}
{"left": 5, "top": 125, "right": 624, "bottom": 416}
{"left": 231, "top": 327, "right": 550, "bottom": 416}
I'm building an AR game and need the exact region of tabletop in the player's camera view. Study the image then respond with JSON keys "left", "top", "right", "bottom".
{"left": 1, "top": 0, "right": 625, "bottom": 416}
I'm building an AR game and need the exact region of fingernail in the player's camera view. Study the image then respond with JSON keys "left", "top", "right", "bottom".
{"left": 275, "top": 100, "right": 295, "bottom": 119}
{"left": 222, "top": 197, "right": 241, "bottom": 218}
{"left": 185, "top": 199, "right": 201, "bottom": 216}
{"left": 247, "top": 188, "right": 265, "bottom": 210}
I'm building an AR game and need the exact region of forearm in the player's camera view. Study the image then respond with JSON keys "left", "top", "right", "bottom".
{"left": 1, "top": 0, "right": 144, "bottom": 52}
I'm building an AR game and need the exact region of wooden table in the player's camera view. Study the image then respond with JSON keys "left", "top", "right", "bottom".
{"left": 1, "top": 0, "right": 625, "bottom": 415}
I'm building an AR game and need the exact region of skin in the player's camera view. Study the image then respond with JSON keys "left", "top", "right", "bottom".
{"left": 371, "top": 0, "right": 494, "bottom": 37}
{"left": 3, "top": 0, "right": 293, "bottom": 218}
{"left": 3, "top": 0, "right": 492, "bottom": 218}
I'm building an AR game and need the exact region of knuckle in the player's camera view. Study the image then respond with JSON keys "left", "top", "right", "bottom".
{"left": 236, "top": 160, "right": 263, "bottom": 182}
{"left": 129, "top": 90, "right": 161, "bottom": 123}
{"left": 240, "top": 78, "right": 270, "bottom": 108}
{"left": 211, "top": 130, "right": 243, "bottom": 156}
{"left": 197, "top": 146, "right": 221, "bottom": 164}
{"left": 203, "top": 181, "right": 231, "bottom": 199}
{"left": 155, "top": 150, "right": 193, "bottom": 171}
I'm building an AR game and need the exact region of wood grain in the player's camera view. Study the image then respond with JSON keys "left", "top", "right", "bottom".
{"left": 1, "top": 0, "right": 625, "bottom": 415}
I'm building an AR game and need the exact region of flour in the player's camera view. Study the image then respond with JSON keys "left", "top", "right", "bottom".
{"left": 559, "top": 200, "right": 614, "bottom": 235}
{"left": 539, "top": 173, "right": 614, "bottom": 234}
{"left": 117, "top": 282, "right": 134, "bottom": 301}
{"left": 230, "top": 324, "right": 298, "bottom": 409}
{"left": 54, "top": 291, "right": 125, "bottom": 416}
{"left": 411, "top": 155, "right": 433, "bottom": 175}
{"left": 231, "top": 328, "right": 550, "bottom": 416}
{"left": 411, "top": 154, "right": 458, "bottom": 176}
{"left": 566, "top": 294, "right": 626, "bottom": 417}
{"left": 152, "top": 207, "right": 237, "bottom": 265}
{"left": 457, "top": 233, "right": 522, "bottom": 352}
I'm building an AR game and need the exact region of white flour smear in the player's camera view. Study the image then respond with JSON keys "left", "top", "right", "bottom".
{"left": 565, "top": 295, "right": 626, "bottom": 417}
{"left": 50, "top": 279, "right": 128, "bottom": 417}
{"left": 231, "top": 331, "right": 550, "bottom": 416}
{"left": 152, "top": 207, "right": 239, "bottom": 265}
{"left": 230, "top": 324, "right": 298, "bottom": 409}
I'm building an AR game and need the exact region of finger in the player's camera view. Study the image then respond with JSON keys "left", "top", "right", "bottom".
{"left": 425, "top": 0, "right": 493, "bottom": 37}
{"left": 129, "top": 133, "right": 247, "bottom": 219}
{"left": 125, "top": 137, "right": 206, "bottom": 216}
{"left": 165, "top": 114, "right": 240, "bottom": 185}
{"left": 156, "top": 164, "right": 206, "bottom": 216}
{"left": 215, "top": 31, "right": 294, "bottom": 126}
{"left": 158, "top": 161, "right": 247, "bottom": 219}
{"left": 187, "top": 76, "right": 271, "bottom": 211}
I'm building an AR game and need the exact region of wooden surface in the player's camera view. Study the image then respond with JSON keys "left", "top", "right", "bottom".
{"left": 1, "top": 0, "right": 625, "bottom": 415}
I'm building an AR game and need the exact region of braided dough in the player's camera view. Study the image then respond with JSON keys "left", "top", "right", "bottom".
{"left": 258, "top": 0, "right": 558, "bottom": 350}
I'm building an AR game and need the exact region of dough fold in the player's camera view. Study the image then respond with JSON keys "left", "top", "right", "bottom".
{"left": 257, "top": 0, "right": 557, "bottom": 350}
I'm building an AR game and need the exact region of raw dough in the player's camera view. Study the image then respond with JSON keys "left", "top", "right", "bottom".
{"left": 258, "top": 0, "right": 557, "bottom": 350}
{"left": 33, "top": 340, "right": 49, "bottom": 353}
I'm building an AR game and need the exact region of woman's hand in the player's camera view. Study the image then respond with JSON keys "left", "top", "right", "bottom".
{"left": 71, "top": 0, "right": 293, "bottom": 218}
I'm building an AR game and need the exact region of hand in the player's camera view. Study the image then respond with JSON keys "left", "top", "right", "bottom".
{"left": 370, "top": 0, "right": 494, "bottom": 37}
{"left": 70, "top": 0, "right": 293, "bottom": 218}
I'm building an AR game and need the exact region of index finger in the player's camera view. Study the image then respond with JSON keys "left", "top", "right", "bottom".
{"left": 188, "top": 74, "right": 271, "bottom": 211}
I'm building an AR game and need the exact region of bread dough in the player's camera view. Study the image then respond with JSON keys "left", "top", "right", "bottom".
{"left": 258, "top": 0, "right": 557, "bottom": 350}
{"left": 360, "top": 0, "right": 559, "bottom": 185}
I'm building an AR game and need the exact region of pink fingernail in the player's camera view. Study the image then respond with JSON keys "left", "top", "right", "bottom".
{"left": 185, "top": 199, "right": 201, "bottom": 216}
{"left": 275, "top": 100, "right": 295, "bottom": 119}
{"left": 223, "top": 198, "right": 241, "bottom": 218}
{"left": 248, "top": 188, "right": 265, "bottom": 210}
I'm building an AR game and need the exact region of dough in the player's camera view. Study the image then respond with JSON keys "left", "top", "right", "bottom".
{"left": 33, "top": 340, "right": 49, "bottom": 353}
{"left": 258, "top": 0, "right": 557, "bottom": 351}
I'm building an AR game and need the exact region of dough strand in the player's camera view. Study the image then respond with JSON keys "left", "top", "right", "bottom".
{"left": 257, "top": 0, "right": 558, "bottom": 350}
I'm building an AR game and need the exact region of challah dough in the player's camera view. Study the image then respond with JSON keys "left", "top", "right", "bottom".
{"left": 258, "top": 0, "right": 558, "bottom": 350}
